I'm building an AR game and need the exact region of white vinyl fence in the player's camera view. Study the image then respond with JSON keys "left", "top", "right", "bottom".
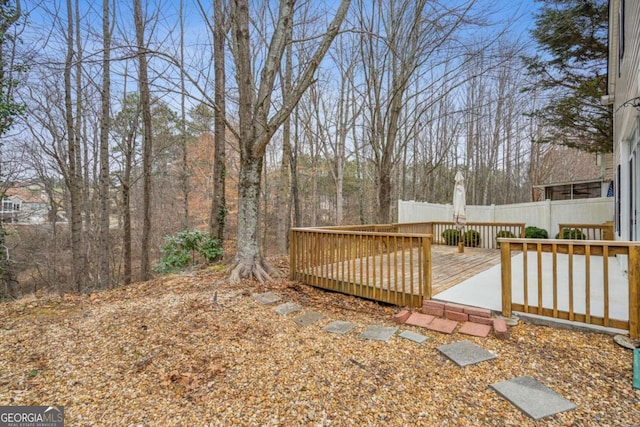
{"left": 398, "top": 198, "right": 614, "bottom": 239}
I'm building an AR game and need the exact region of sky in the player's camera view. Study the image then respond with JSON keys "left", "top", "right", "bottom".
{"left": 13, "top": 0, "right": 546, "bottom": 123}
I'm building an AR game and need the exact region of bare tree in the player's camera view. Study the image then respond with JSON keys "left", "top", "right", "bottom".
{"left": 0, "top": 0, "right": 25, "bottom": 296}
{"left": 133, "top": 0, "right": 154, "bottom": 281}
{"left": 274, "top": 7, "right": 293, "bottom": 253}
{"left": 355, "top": 0, "right": 481, "bottom": 223}
{"left": 179, "top": 0, "right": 190, "bottom": 229}
{"left": 64, "top": 0, "right": 87, "bottom": 291}
{"left": 98, "top": 0, "right": 112, "bottom": 288}
{"left": 227, "top": 0, "right": 350, "bottom": 282}
{"left": 113, "top": 89, "right": 141, "bottom": 286}
{"left": 210, "top": 0, "right": 227, "bottom": 243}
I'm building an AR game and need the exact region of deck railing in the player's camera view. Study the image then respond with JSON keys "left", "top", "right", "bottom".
{"left": 499, "top": 238, "right": 640, "bottom": 338}
{"left": 414, "top": 221, "right": 525, "bottom": 249}
{"left": 557, "top": 222, "right": 614, "bottom": 240}
{"left": 290, "top": 227, "right": 431, "bottom": 307}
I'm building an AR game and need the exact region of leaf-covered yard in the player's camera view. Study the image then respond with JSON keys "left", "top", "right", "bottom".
{"left": 1, "top": 261, "right": 639, "bottom": 426}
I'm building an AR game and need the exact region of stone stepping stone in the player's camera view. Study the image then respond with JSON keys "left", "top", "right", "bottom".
{"left": 491, "top": 376, "right": 576, "bottom": 420}
{"left": 252, "top": 292, "right": 281, "bottom": 305}
{"left": 398, "top": 330, "right": 430, "bottom": 344}
{"left": 323, "top": 320, "right": 358, "bottom": 335}
{"left": 359, "top": 326, "right": 398, "bottom": 342}
{"left": 293, "top": 311, "right": 324, "bottom": 327}
{"left": 274, "top": 302, "right": 302, "bottom": 316}
{"left": 437, "top": 340, "right": 497, "bottom": 367}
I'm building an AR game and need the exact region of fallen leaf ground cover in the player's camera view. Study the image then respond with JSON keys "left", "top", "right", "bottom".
{"left": 0, "top": 262, "right": 639, "bottom": 426}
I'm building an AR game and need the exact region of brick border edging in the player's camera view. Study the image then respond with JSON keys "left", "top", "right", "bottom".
{"left": 394, "top": 300, "right": 510, "bottom": 339}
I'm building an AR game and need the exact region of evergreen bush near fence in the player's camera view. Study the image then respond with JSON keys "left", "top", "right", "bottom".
{"left": 555, "top": 228, "right": 586, "bottom": 240}
{"left": 525, "top": 226, "right": 548, "bottom": 239}
{"left": 462, "top": 229, "right": 481, "bottom": 247}
{"left": 495, "top": 230, "right": 516, "bottom": 248}
{"left": 442, "top": 229, "right": 460, "bottom": 245}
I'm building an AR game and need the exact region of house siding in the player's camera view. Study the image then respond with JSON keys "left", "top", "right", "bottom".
{"left": 609, "top": 0, "right": 640, "bottom": 240}
{"left": 614, "top": 0, "right": 640, "bottom": 143}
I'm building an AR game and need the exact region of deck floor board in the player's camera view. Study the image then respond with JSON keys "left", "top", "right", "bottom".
{"left": 431, "top": 245, "right": 503, "bottom": 294}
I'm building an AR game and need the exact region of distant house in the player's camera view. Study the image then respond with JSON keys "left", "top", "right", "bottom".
{"left": 1, "top": 184, "right": 49, "bottom": 224}
{"left": 533, "top": 177, "right": 612, "bottom": 202}
{"left": 604, "top": 0, "right": 640, "bottom": 241}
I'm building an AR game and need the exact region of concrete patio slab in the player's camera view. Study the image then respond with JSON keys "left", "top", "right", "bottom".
{"left": 293, "top": 311, "right": 324, "bottom": 327}
{"left": 323, "top": 320, "right": 358, "bottom": 335}
{"left": 435, "top": 252, "right": 628, "bottom": 322}
{"left": 274, "top": 302, "right": 302, "bottom": 316}
{"left": 359, "top": 326, "right": 398, "bottom": 342}
{"left": 437, "top": 340, "right": 497, "bottom": 367}
{"left": 252, "top": 292, "right": 282, "bottom": 305}
{"left": 490, "top": 376, "right": 576, "bottom": 420}
{"left": 398, "top": 330, "right": 430, "bottom": 343}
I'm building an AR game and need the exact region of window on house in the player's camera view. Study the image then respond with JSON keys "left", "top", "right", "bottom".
{"left": 544, "top": 182, "right": 602, "bottom": 201}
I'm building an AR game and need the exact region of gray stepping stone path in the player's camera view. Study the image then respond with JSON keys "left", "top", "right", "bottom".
{"left": 398, "top": 330, "right": 430, "bottom": 344}
{"left": 252, "top": 292, "right": 282, "bottom": 305}
{"left": 359, "top": 325, "right": 398, "bottom": 342}
{"left": 491, "top": 376, "right": 576, "bottom": 420}
{"left": 293, "top": 311, "right": 324, "bottom": 327}
{"left": 437, "top": 340, "right": 497, "bottom": 367}
{"left": 274, "top": 302, "right": 302, "bottom": 316}
{"left": 323, "top": 320, "right": 358, "bottom": 335}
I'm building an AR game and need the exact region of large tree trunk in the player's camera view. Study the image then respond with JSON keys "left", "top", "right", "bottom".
{"left": 134, "top": 0, "right": 153, "bottom": 281}
{"left": 121, "top": 109, "right": 136, "bottom": 286}
{"left": 276, "top": 14, "right": 293, "bottom": 254}
{"left": 210, "top": 0, "right": 226, "bottom": 242}
{"left": 65, "top": 0, "right": 86, "bottom": 292}
{"left": 179, "top": 0, "right": 190, "bottom": 229}
{"left": 229, "top": 154, "right": 276, "bottom": 282}
{"left": 98, "top": 0, "right": 111, "bottom": 288}
{"left": 227, "top": 0, "right": 350, "bottom": 282}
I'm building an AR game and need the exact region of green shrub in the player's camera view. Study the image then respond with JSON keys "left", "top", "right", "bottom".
{"left": 525, "top": 226, "right": 548, "bottom": 239}
{"left": 496, "top": 230, "right": 516, "bottom": 248}
{"left": 154, "top": 229, "right": 223, "bottom": 274}
{"left": 555, "top": 228, "right": 586, "bottom": 240}
{"left": 462, "top": 229, "right": 481, "bottom": 247}
{"left": 441, "top": 229, "right": 460, "bottom": 245}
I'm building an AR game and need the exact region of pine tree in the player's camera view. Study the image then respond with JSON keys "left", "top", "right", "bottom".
{"left": 524, "top": 0, "right": 612, "bottom": 153}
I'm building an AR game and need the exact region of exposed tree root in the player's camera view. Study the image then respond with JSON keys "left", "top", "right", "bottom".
{"left": 227, "top": 257, "right": 282, "bottom": 284}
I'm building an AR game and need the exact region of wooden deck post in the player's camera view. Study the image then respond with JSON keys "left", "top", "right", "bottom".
{"left": 422, "top": 236, "right": 432, "bottom": 301}
{"left": 629, "top": 245, "right": 640, "bottom": 339}
{"left": 500, "top": 240, "right": 512, "bottom": 317}
{"left": 289, "top": 229, "right": 296, "bottom": 281}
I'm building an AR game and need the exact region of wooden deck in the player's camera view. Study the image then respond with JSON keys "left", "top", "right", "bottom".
{"left": 299, "top": 244, "right": 501, "bottom": 300}
{"left": 431, "top": 245, "right": 502, "bottom": 294}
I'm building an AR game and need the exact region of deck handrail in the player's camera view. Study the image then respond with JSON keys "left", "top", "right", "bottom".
{"left": 401, "top": 221, "right": 525, "bottom": 249}
{"left": 499, "top": 238, "right": 640, "bottom": 338}
{"left": 290, "top": 227, "right": 432, "bottom": 307}
{"left": 557, "top": 222, "right": 614, "bottom": 240}
{"left": 308, "top": 221, "right": 525, "bottom": 250}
